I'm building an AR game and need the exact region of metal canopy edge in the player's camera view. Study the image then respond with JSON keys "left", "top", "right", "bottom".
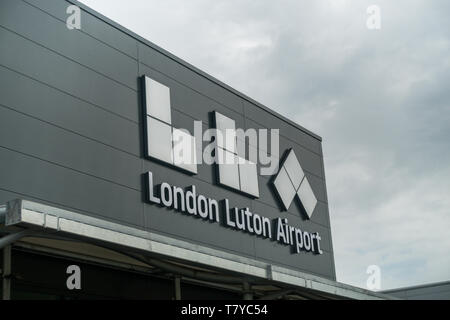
{"left": 1, "top": 199, "right": 394, "bottom": 300}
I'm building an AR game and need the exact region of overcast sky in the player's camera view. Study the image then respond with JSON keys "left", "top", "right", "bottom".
{"left": 78, "top": 0, "right": 450, "bottom": 290}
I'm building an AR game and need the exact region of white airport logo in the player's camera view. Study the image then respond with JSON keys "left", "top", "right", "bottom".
{"left": 142, "top": 75, "right": 323, "bottom": 255}
{"left": 142, "top": 75, "right": 316, "bottom": 217}
{"left": 273, "top": 149, "right": 317, "bottom": 219}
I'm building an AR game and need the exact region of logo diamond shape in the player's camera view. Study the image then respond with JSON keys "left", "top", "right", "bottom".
{"left": 273, "top": 149, "right": 317, "bottom": 219}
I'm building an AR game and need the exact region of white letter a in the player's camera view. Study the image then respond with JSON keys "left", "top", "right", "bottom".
{"left": 66, "top": 265, "right": 81, "bottom": 290}
{"left": 66, "top": 5, "right": 81, "bottom": 30}
{"left": 366, "top": 5, "right": 381, "bottom": 30}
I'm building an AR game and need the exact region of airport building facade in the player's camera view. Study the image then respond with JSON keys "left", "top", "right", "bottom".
{"left": 0, "top": 0, "right": 392, "bottom": 300}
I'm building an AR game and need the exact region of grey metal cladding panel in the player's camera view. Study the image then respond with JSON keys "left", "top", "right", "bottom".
{"left": 193, "top": 158, "right": 217, "bottom": 189}
{"left": 138, "top": 45, "right": 244, "bottom": 114}
{"left": 243, "top": 118, "right": 321, "bottom": 170}
{"left": 171, "top": 108, "right": 208, "bottom": 137}
{"left": 0, "top": 106, "right": 141, "bottom": 190}
{"left": 139, "top": 66, "right": 246, "bottom": 129}
{"left": 22, "top": 0, "right": 138, "bottom": 58}
{"left": 0, "top": 27, "right": 138, "bottom": 122}
{"left": 253, "top": 238, "right": 335, "bottom": 279}
{"left": 0, "top": 189, "right": 27, "bottom": 206}
{"left": 302, "top": 173, "right": 328, "bottom": 204}
{"left": 255, "top": 174, "right": 283, "bottom": 209}
{"left": 306, "top": 173, "right": 328, "bottom": 203}
{"left": 172, "top": 128, "right": 198, "bottom": 174}
{"left": 243, "top": 102, "right": 322, "bottom": 155}
{"left": 0, "top": 66, "right": 140, "bottom": 156}
{"left": 0, "top": 0, "right": 138, "bottom": 89}
{"left": 0, "top": 147, "right": 143, "bottom": 227}
{"left": 386, "top": 290, "right": 408, "bottom": 299}
{"left": 407, "top": 292, "right": 450, "bottom": 300}
{"left": 144, "top": 207, "right": 256, "bottom": 258}
{"left": 404, "top": 284, "right": 450, "bottom": 298}
{"left": 251, "top": 201, "right": 333, "bottom": 253}
{"left": 208, "top": 101, "right": 245, "bottom": 131}
{"left": 288, "top": 196, "right": 330, "bottom": 228}
{"left": 389, "top": 286, "right": 450, "bottom": 300}
{"left": 304, "top": 201, "right": 330, "bottom": 228}
{"left": 279, "top": 136, "right": 324, "bottom": 179}
{"left": 406, "top": 291, "right": 450, "bottom": 300}
{"left": 247, "top": 144, "right": 279, "bottom": 177}
{"left": 252, "top": 194, "right": 334, "bottom": 278}
{"left": 194, "top": 146, "right": 217, "bottom": 188}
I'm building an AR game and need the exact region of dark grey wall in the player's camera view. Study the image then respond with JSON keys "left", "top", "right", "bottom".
{"left": 0, "top": 0, "right": 336, "bottom": 280}
{"left": 384, "top": 282, "right": 450, "bottom": 300}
